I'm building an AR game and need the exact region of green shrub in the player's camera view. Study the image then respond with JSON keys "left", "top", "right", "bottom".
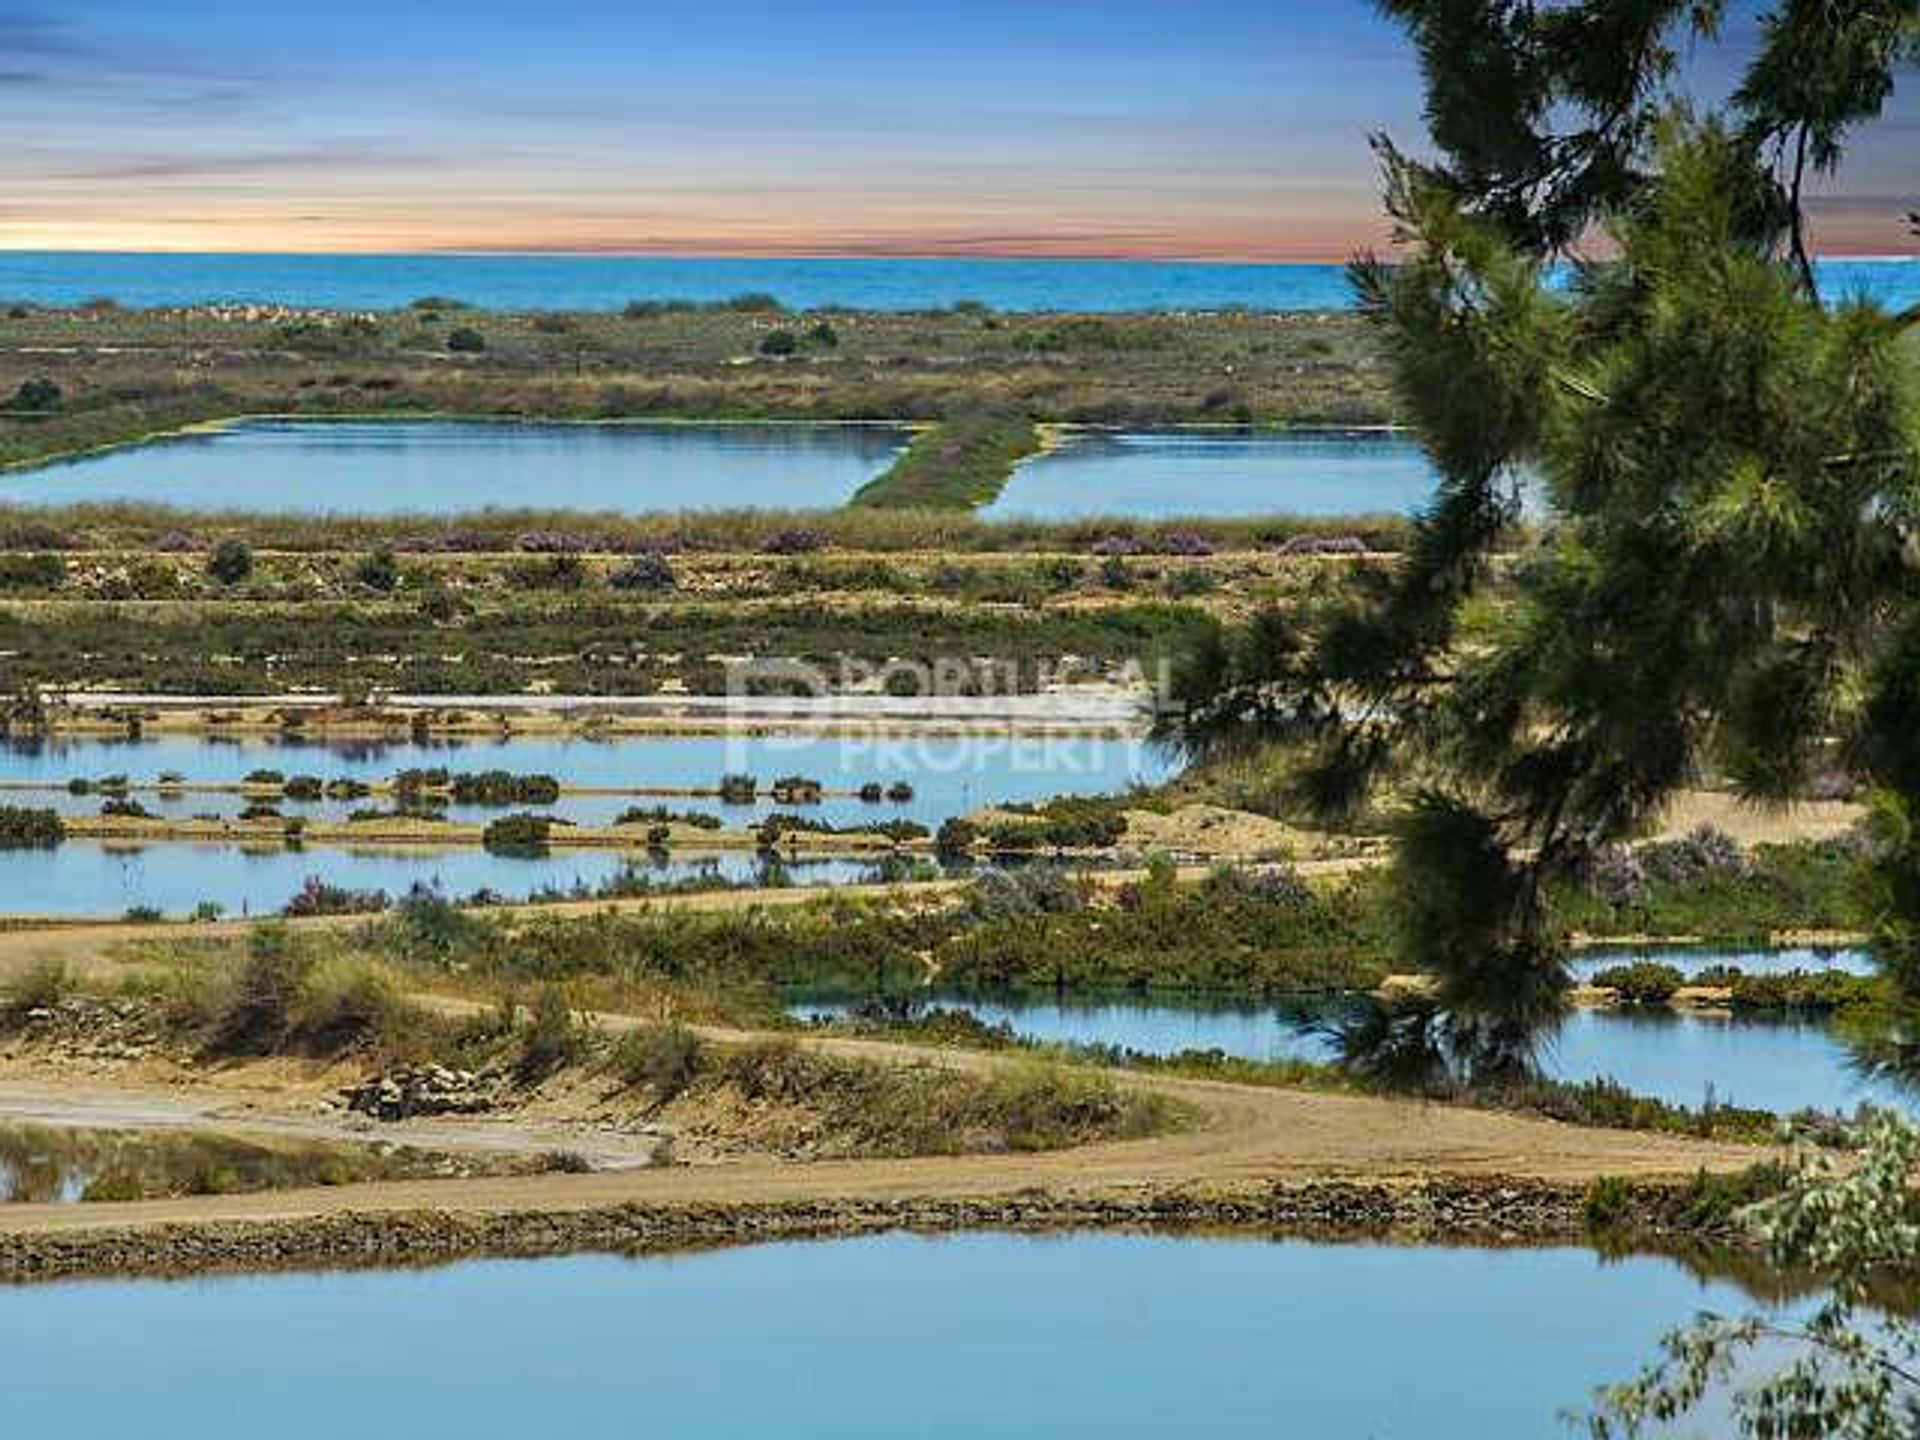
{"left": 608, "top": 552, "right": 676, "bottom": 591}
{"left": 757, "top": 329, "right": 799, "bottom": 357}
{"left": 446, "top": 326, "right": 487, "bottom": 353}
{"left": 354, "top": 547, "right": 401, "bottom": 592}
{"left": 207, "top": 538, "right": 254, "bottom": 586}
{"left": 483, "top": 812, "right": 556, "bottom": 856}
{"left": 0, "top": 805, "right": 63, "bottom": 849}
{"left": 935, "top": 816, "right": 979, "bottom": 856}
{"left": 11, "top": 377, "right": 61, "bottom": 411}
{"left": 0, "top": 553, "right": 64, "bottom": 591}
{"left": 1589, "top": 961, "right": 1684, "bottom": 1004}
{"left": 450, "top": 771, "right": 561, "bottom": 805}
{"left": 1583, "top": 1174, "right": 1634, "bottom": 1230}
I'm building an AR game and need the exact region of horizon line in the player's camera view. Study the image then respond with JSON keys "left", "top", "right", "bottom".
{"left": 0, "top": 244, "right": 1914, "bottom": 264}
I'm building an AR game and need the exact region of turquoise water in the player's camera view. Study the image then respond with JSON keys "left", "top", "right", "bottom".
{"left": 0, "top": 251, "right": 1913, "bottom": 313}
{"left": 985, "top": 429, "right": 1436, "bottom": 519}
{"left": 0, "top": 1232, "right": 1794, "bottom": 1439}
{"left": 0, "top": 731, "right": 1175, "bottom": 829}
{"left": 795, "top": 984, "right": 1906, "bottom": 1116}
{"left": 0, "top": 419, "right": 908, "bottom": 515}
{"left": 0, "top": 843, "right": 891, "bottom": 919}
{"left": 1571, "top": 945, "right": 1875, "bottom": 979}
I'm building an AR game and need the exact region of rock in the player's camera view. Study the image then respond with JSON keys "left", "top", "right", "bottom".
{"left": 343, "top": 1065, "right": 500, "bottom": 1121}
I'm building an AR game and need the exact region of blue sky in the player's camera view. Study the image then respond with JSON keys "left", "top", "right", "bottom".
{"left": 0, "top": 1, "right": 1910, "bottom": 257}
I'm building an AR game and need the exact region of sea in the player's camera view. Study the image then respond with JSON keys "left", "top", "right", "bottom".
{"left": 0, "top": 252, "right": 1913, "bottom": 314}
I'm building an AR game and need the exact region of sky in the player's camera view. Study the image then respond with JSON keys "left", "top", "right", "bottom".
{"left": 0, "top": 0, "right": 1913, "bottom": 260}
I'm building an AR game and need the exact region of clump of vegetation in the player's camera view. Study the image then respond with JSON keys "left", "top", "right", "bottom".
{"left": 1588, "top": 962, "right": 1685, "bottom": 1006}
{"left": 610, "top": 1021, "right": 705, "bottom": 1103}
{"left": 10, "top": 376, "right": 61, "bottom": 412}
{"left": 354, "top": 547, "right": 401, "bottom": 592}
{"left": 446, "top": 326, "right": 487, "bottom": 354}
{"left": 193, "top": 927, "right": 427, "bottom": 1060}
{"left": 608, "top": 551, "right": 676, "bottom": 591}
{"left": 0, "top": 553, "right": 64, "bottom": 591}
{"left": 482, "top": 813, "right": 560, "bottom": 856}
{"left": 445, "top": 771, "right": 561, "bottom": 806}
{"left": 516, "top": 984, "right": 588, "bottom": 1081}
{"left": 769, "top": 775, "right": 824, "bottom": 805}
{"left": 1725, "top": 969, "right": 1882, "bottom": 1015}
{"left": 934, "top": 816, "right": 979, "bottom": 856}
{"left": 206, "top": 538, "right": 253, "bottom": 586}
{"left": 985, "top": 797, "right": 1129, "bottom": 851}
{"left": 0, "top": 806, "right": 64, "bottom": 850}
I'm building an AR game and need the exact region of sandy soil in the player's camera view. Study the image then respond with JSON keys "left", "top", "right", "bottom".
{"left": 0, "top": 1019, "right": 1761, "bottom": 1241}
{"left": 1654, "top": 789, "right": 1863, "bottom": 845}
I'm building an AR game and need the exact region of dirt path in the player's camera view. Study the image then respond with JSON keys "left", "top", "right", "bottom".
{"left": 0, "top": 1007, "right": 1761, "bottom": 1241}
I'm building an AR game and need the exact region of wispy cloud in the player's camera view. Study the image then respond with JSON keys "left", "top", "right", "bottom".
{"left": 51, "top": 144, "right": 430, "bottom": 183}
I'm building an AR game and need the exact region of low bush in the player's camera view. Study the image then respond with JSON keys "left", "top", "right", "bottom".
{"left": 207, "top": 538, "right": 253, "bottom": 586}
{"left": 354, "top": 547, "right": 401, "bottom": 592}
{"left": 1588, "top": 961, "right": 1685, "bottom": 1005}
{"left": 608, "top": 552, "right": 677, "bottom": 591}
{"left": 483, "top": 813, "right": 558, "bottom": 856}
{"left": 985, "top": 796, "right": 1128, "bottom": 850}
{"left": 0, "top": 806, "right": 63, "bottom": 849}
{"left": 0, "top": 553, "right": 64, "bottom": 591}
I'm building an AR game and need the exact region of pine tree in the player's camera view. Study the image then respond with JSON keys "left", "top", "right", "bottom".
{"left": 1162, "top": 2, "right": 1920, "bottom": 1082}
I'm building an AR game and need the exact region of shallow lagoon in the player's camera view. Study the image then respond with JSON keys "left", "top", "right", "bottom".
{"left": 796, "top": 976, "right": 1906, "bottom": 1117}
{"left": 0, "top": 418, "right": 909, "bottom": 515}
{"left": 0, "top": 1232, "right": 1790, "bottom": 1439}
{"left": 0, "top": 842, "right": 894, "bottom": 918}
{"left": 984, "top": 429, "right": 1436, "bottom": 519}
{"left": 0, "top": 730, "right": 1173, "bottom": 829}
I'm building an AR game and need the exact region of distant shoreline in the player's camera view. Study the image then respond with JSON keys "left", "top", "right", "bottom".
{"left": 1, "top": 252, "right": 1913, "bottom": 315}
